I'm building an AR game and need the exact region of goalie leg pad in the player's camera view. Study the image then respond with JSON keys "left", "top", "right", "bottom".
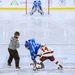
{"left": 37, "top": 8, "right": 44, "bottom": 15}
{"left": 30, "top": 7, "right": 37, "bottom": 15}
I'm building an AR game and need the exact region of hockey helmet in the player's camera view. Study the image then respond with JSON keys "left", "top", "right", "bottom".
{"left": 25, "top": 41, "right": 30, "bottom": 47}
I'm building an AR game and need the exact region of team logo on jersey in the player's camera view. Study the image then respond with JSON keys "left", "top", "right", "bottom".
{"left": 59, "top": 0, "right": 66, "bottom": 6}
{"left": 11, "top": 0, "right": 19, "bottom": 5}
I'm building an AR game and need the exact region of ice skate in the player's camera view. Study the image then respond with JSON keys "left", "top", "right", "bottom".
{"left": 58, "top": 64, "right": 63, "bottom": 70}
{"left": 16, "top": 67, "right": 20, "bottom": 69}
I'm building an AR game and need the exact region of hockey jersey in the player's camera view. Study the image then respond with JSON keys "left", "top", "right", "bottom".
{"left": 38, "top": 46, "right": 54, "bottom": 57}
{"left": 33, "top": 0, "right": 41, "bottom": 6}
{"left": 25, "top": 39, "right": 41, "bottom": 60}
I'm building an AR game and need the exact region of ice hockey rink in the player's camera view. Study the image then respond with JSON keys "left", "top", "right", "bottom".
{"left": 0, "top": 5, "right": 75, "bottom": 75}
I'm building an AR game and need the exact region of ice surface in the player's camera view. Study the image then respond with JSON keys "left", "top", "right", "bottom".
{"left": 0, "top": 10, "right": 75, "bottom": 75}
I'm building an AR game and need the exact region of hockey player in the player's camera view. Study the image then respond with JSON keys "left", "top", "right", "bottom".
{"left": 25, "top": 39, "right": 41, "bottom": 68}
{"left": 35, "top": 45, "right": 63, "bottom": 70}
{"left": 30, "top": 0, "right": 44, "bottom": 15}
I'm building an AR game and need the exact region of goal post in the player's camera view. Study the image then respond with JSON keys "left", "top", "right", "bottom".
{"left": 25, "top": 0, "right": 50, "bottom": 15}
{"left": 26, "top": 0, "right": 27, "bottom": 15}
{"left": 48, "top": 0, "right": 50, "bottom": 15}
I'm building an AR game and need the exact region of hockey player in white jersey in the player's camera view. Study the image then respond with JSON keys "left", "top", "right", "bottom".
{"left": 35, "top": 45, "right": 63, "bottom": 70}
{"left": 30, "top": 0, "right": 44, "bottom": 15}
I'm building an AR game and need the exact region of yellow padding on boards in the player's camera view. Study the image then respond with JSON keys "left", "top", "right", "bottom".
{"left": 0, "top": 7, "right": 75, "bottom": 10}
{"left": 50, "top": 7, "right": 75, "bottom": 10}
{"left": 0, "top": 8, "right": 26, "bottom": 10}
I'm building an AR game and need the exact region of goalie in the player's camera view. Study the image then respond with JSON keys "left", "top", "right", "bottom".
{"left": 30, "top": 0, "right": 44, "bottom": 15}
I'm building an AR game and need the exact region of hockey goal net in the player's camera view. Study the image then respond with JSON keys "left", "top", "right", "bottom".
{"left": 25, "top": 0, "right": 50, "bottom": 15}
